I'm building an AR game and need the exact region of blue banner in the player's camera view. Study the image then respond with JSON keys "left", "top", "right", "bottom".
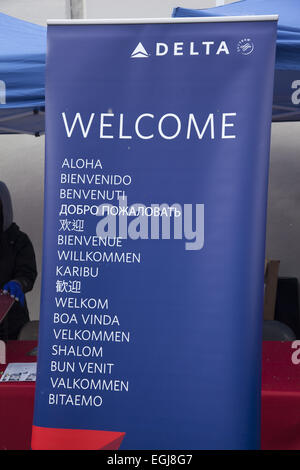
{"left": 32, "top": 18, "right": 277, "bottom": 450}
{"left": 273, "top": 70, "right": 300, "bottom": 121}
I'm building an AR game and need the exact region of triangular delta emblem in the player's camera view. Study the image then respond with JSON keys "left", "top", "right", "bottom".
{"left": 131, "top": 42, "right": 150, "bottom": 58}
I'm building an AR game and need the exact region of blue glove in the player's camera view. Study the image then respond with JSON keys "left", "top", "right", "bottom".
{"left": 3, "top": 281, "right": 25, "bottom": 306}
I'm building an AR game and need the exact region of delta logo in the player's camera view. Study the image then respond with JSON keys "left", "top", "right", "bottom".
{"left": 130, "top": 42, "right": 150, "bottom": 58}
{"left": 130, "top": 40, "right": 230, "bottom": 58}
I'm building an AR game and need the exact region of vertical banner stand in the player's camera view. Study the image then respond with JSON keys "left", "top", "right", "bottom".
{"left": 32, "top": 16, "right": 278, "bottom": 450}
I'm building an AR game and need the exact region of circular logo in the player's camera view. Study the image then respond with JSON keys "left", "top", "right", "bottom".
{"left": 237, "top": 38, "right": 254, "bottom": 55}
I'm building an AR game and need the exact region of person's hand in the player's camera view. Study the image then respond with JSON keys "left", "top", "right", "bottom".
{"left": 2, "top": 281, "right": 25, "bottom": 306}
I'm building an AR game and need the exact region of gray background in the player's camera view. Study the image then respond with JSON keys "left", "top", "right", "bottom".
{"left": 0, "top": 0, "right": 298, "bottom": 320}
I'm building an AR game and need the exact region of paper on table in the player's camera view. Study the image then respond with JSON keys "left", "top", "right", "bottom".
{"left": 0, "top": 362, "right": 37, "bottom": 382}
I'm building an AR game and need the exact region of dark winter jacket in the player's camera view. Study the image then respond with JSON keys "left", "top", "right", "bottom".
{"left": 0, "top": 182, "right": 37, "bottom": 340}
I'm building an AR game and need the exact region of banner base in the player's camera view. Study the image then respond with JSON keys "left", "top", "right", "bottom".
{"left": 31, "top": 425, "right": 125, "bottom": 450}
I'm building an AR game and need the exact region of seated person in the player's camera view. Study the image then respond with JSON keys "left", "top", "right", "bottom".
{"left": 0, "top": 181, "right": 37, "bottom": 340}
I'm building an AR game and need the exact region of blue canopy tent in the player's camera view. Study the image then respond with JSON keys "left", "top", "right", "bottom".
{"left": 173, "top": 0, "right": 300, "bottom": 121}
{"left": 0, "top": 13, "right": 46, "bottom": 135}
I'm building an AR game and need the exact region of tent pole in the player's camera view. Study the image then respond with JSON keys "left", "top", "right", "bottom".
{"left": 0, "top": 111, "right": 34, "bottom": 124}
{"left": 272, "top": 105, "right": 300, "bottom": 120}
{"left": 66, "top": 0, "right": 86, "bottom": 19}
{"left": 0, "top": 126, "right": 36, "bottom": 135}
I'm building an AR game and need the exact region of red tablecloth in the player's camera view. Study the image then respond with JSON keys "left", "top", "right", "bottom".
{"left": 0, "top": 341, "right": 37, "bottom": 450}
{"left": 1, "top": 340, "right": 300, "bottom": 450}
{"left": 261, "top": 341, "right": 300, "bottom": 450}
